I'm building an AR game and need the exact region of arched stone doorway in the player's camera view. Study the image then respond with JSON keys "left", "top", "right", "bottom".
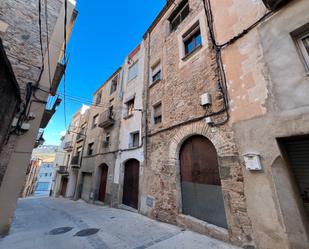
{"left": 122, "top": 159, "right": 139, "bottom": 209}
{"left": 98, "top": 164, "right": 108, "bottom": 202}
{"left": 179, "top": 135, "right": 227, "bottom": 228}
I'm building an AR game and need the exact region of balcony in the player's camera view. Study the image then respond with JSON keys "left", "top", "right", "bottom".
{"left": 57, "top": 166, "right": 69, "bottom": 175}
{"left": 70, "top": 155, "right": 80, "bottom": 168}
{"left": 98, "top": 110, "right": 114, "bottom": 128}
{"left": 40, "top": 109, "right": 55, "bottom": 128}
{"left": 262, "top": 0, "right": 292, "bottom": 10}
{"left": 63, "top": 141, "right": 73, "bottom": 151}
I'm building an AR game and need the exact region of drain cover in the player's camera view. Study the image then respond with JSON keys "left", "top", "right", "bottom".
{"left": 48, "top": 227, "right": 73, "bottom": 235}
{"left": 74, "top": 228, "right": 100, "bottom": 237}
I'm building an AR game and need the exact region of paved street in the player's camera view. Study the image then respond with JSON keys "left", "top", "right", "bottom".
{"left": 0, "top": 197, "right": 239, "bottom": 249}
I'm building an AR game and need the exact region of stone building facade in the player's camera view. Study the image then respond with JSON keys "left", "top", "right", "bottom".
{"left": 73, "top": 68, "right": 123, "bottom": 205}
{"left": 21, "top": 158, "right": 41, "bottom": 198}
{"left": 139, "top": 0, "right": 253, "bottom": 247}
{"left": 0, "top": 0, "right": 77, "bottom": 235}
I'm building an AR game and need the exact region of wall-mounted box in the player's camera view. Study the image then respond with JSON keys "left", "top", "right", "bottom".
{"left": 244, "top": 153, "right": 263, "bottom": 171}
{"left": 200, "top": 93, "right": 212, "bottom": 107}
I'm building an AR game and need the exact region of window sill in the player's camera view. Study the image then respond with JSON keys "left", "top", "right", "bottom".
{"left": 149, "top": 79, "right": 161, "bottom": 89}
{"left": 123, "top": 114, "right": 133, "bottom": 120}
{"left": 182, "top": 45, "right": 202, "bottom": 61}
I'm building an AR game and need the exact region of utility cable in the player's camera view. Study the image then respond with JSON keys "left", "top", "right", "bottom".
{"left": 63, "top": 0, "right": 68, "bottom": 129}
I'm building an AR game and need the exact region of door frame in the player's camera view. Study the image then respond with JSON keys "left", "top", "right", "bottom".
{"left": 276, "top": 135, "right": 309, "bottom": 240}
{"left": 120, "top": 158, "right": 140, "bottom": 210}
{"left": 97, "top": 163, "right": 109, "bottom": 203}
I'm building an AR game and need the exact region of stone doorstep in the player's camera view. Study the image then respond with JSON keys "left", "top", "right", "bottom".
{"left": 176, "top": 214, "right": 230, "bottom": 244}
{"left": 118, "top": 204, "right": 138, "bottom": 213}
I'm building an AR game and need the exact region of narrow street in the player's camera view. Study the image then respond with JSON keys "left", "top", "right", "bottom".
{"left": 0, "top": 197, "right": 238, "bottom": 249}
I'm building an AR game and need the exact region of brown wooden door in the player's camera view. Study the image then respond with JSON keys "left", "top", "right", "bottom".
{"left": 98, "top": 164, "right": 108, "bottom": 202}
{"left": 122, "top": 159, "right": 139, "bottom": 209}
{"left": 180, "top": 135, "right": 227, "bottom": 228}
{"left": 60, "top": 177, "right": 68, "bottom": 197}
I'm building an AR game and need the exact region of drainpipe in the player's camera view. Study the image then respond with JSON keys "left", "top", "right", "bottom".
{"left": 142, "top": 33, "right": 151, "bottom": 170}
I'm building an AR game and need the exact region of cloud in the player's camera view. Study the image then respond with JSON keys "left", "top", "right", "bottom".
{"left": 59, "top": 130, "right": 66, "bottom": 137}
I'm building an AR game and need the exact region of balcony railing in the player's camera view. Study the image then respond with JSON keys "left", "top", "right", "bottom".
{"left": 63, "top": 141, "right": 73, "bottom": 151}
{"left": 57, "top": 166, "right": 69, "bottom": 175}
{"left": 98, "top": 110, "right": 114, "bottom": 128}
{"left": 70, "top": 155, "right": 80, "bottom": 168}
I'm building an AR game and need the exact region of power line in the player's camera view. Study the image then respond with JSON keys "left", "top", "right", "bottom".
{"left": 63, "top": 0, "right": 68, "bottom": 129}
{"left": 37, "top": 0, "right": 45, "bottom": 85}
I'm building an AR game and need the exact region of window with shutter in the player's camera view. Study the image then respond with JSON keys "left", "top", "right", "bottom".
{"left": 153, "top": 102, "right": 162, "bottom": 124}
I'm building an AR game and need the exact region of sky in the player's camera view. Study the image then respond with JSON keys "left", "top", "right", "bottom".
{"left": 44, "top": 0, "right": 166, "bottom": 145}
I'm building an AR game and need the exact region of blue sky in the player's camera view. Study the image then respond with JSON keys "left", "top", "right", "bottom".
{"left": 44, "top": 0, "right": 166, "bottom": 145}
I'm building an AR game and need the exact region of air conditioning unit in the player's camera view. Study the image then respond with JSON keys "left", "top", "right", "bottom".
{"left": 262, "top": 0, "right": 292, "bottom": 10}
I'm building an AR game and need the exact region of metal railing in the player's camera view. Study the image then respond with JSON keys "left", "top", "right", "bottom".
{"left": 98, "top": 110, "right": 114, "bottom": 128}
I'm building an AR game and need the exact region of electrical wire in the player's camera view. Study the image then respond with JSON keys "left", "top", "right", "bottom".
{"left": 63, "top": 0, "right": 68, "bottom": 129}
{"left": 37, "top": 0, "right": 45, "bottom": 85}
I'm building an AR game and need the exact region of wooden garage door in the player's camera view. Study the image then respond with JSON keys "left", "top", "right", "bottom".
{"left": 180, "top": 135, "right": 227, "bottom": 228}
{"left": 122, "top": 159, "right": 139, "bottom": 209}
{"left": 81, "top": 173, "right": 92, "bottom": 202}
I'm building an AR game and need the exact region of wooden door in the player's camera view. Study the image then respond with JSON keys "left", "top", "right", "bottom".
{"left": 98, "top": 164, "right": 108, "bottom": 202}
{"left": 122, "top": 159, "right": 139, "bottom": 209}
{"left": 180, "top": 135, "right": 227, "bottom": 228}
{"left": 60, "top": 177, "right": 68, "bottom": 197}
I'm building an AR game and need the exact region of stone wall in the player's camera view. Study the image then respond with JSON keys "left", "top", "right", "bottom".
{"left": 140, "top": 0, "right": 254, "bottom": 247}
{"left": 0, "top": 0, "right": 62, "bottom": 187}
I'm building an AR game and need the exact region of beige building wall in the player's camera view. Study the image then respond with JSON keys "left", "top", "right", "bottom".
{"left": 210, "top": 0, "right": 309, "bottom": 248}
{"left": 0, "top": 0, "right": 76, "bottom": 235}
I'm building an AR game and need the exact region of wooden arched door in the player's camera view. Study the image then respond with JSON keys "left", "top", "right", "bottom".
{"left": 98, "top": 164, "right": 108, "bottom": 202}
{"left": 122, "top": 159, "right": 139, "bottom": 209}
{"left": 180, "top": 135, "right": 227, "bottom": 228}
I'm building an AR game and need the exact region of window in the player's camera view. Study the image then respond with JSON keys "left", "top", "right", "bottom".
{"left": 297, "top": 32, "right": 309, "bottom": 71}
{"left": 110, "top": 75, "right": 118, "bottom": 94}
{"left": 151, "top": 62, "right": 162, "bottom": 84}
{"left": 92, "top": 114, "right": 99, "bottom": 128}
{"left": 45, "top": 173, "right": 48, "bottom": 177}
{"left": 108, "top": 105, "right": 114, "bottom": 118}
{"left": 183, "top": 24, "right": 202, "bottom": 57}
{"left": 76, "top": 146, "right": 82, "bottom": 163}
{"left": 87, "top": 143, "right": 94, "bottom": 156}
{"left": 128, "top": 61, "right": 139, "bottom": 81}
{"left": 153, "top": 102, "right": 162, "bottom": 125}
{"left": 104, "top": 132, "right": 110, "bottom": 146}
{"left": 169, "top": 0, "right": 190, "bottom": 31}
{"left": 130, "top": 132, "right": 140, "bottom": 148}
{"left": 95, "top": 92, "right": 101, "bottom": 105}
{"left": 125, "top": 98, "right": 135, "bottom": 118}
